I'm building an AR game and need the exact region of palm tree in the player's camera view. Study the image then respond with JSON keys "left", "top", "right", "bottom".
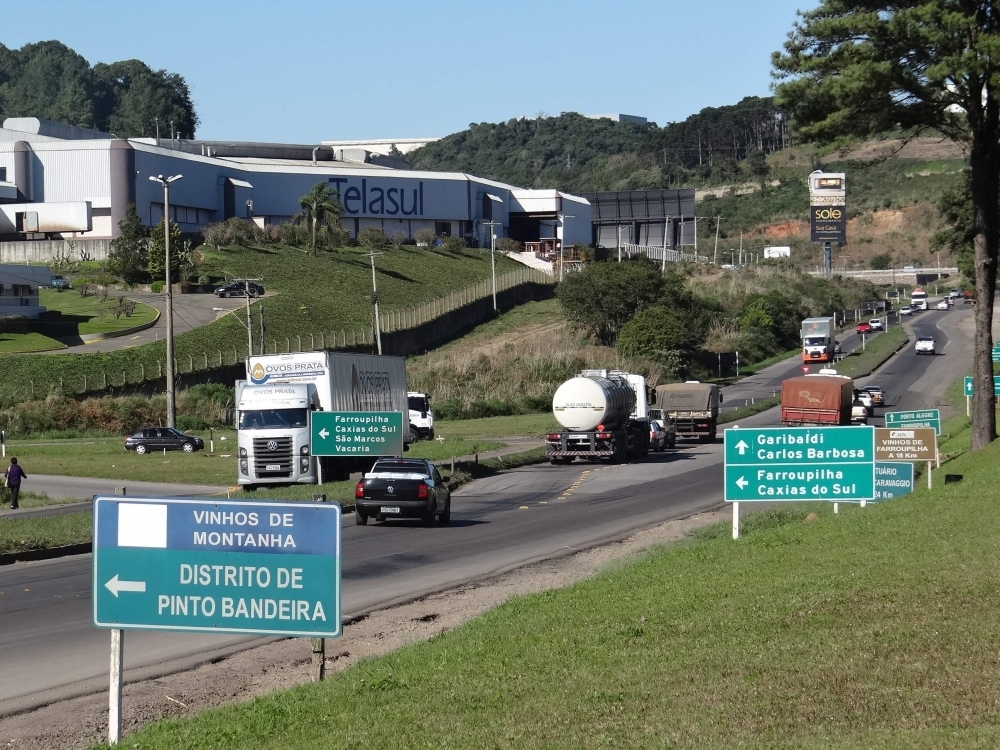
{"left": 297, "top": 182, "right": 343, "bottom": 255}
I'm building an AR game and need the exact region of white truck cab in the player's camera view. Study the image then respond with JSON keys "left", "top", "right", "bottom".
{"left": 237, "top": 382, "right": 318, "bottom": 488}
{"left": 408, "top": 392, "right": 434, "bottom": 440}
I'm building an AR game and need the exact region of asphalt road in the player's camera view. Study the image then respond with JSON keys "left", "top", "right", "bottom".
{"left": 0, "top": 302, "right": 973, "bottom": 716}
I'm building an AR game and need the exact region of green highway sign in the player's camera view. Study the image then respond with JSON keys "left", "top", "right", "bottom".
{"left": 874, "top": 462, "right": 914, "bottom": 500}
{"left": 724, "top": 426, "right": 875, "bottom": 502}
{"left": 884, "top": 409, "right": 941, "bottom": 436}
{"left": 993, "top": 347, "right": 1000, "bottom": 363}
{"left": 93, "top": 497, "right": 342, "bottom": 637}
{"left": 311, "top": 411, "right": 404, "bottom": 457}
{"left": 963, "top": 376, "right": 1000, "bottom": 397}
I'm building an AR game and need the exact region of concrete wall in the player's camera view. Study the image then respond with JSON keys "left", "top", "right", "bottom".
{"left": 0, "top": 238, "right": 110, "bottom": 263}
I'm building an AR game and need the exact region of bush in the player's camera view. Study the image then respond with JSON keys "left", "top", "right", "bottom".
{"left": 442, "top": 235, "right": 467, "bottom": 253}
{"left": 870, "top": 252, "right": 892, "bottom": 270}
{"left": 150, "top": 281, "right": 164, "bottom": 293}
{"left": 177, "top": 415, "right": 211, "bottom": 431}
{"left": 357, "top": 227, "right": 388, "bottom": 250}
{"left": 496, "top": 237, "right": 523, "bottom": 254}
{"left": 415, "top": 228, "right": 437, "bottom": 246}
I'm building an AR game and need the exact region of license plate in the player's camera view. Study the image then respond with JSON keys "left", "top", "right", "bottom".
{"left": 265, "top": 464, "right": 280, "bottom": 471}
{"left": 380, "top": 506, "right": 401, "bottom": 514}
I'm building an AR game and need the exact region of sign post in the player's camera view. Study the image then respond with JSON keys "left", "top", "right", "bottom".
{"left": 311, "top": 411, "right": 404, "bottom": 458}
{"left": 725, "top": 426, "right": 875, "bottom": 532}
{"left": 93, "top": 496, "right": 342, "bottom": 744}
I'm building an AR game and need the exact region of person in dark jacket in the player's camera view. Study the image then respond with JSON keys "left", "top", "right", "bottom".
{"left": 4, "top": 457, "right": 26, "bottom": 510}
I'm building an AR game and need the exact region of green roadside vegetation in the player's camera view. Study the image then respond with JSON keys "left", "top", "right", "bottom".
{"left": 99, "top": 428, "right": 1000, "bottom": 749}
{"left": 0, "top": 511, "right": 91, "bottom": 555}
{"left": 0, "top": 332, "right": 66, "bottom": 354}
{"left": 718, "top": 396, "right": 780, "bottom": 424}
{"left": 828, "top": 324, "right": 908, "bottom": 378}
{"left": 737, "top": 347, "right": 800, "bottom": 376}
{"left": 0, "top": 489, "right": 86, "bottom": 509}
{"left": 432, "top": 414, "right": 557, "bottom": 440}
{"left": 0, "top": 245, "right": 525, "bottom": 401}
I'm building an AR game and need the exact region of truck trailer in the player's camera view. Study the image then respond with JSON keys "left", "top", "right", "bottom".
{"left": 546, "top": 369, "right": 650, "bottom": 464}
{"left": 780, "top": 374, "right": 854, "bottom": 426}
{"left": 237, "top": 352, "right": 409, "bottom": 488}
{"left": 654, "top": 381, "right": 721, "bottom": 442}
{"left": 801, "top": 316, "right": 836, "bottom": 363}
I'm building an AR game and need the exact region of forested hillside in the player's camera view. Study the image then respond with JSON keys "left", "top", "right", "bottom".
{"left": 408, "top": 97, "right": 786, "bottom": 192}
{"left": 0, "top": 40, "right": 198, "bottom": 137}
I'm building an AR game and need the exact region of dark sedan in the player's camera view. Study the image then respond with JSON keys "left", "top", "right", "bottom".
{"left": 125, "top": 427, "right": 205, "bottom": 454}
{"left": 354, "top": 458, "right": 451, "bottom": 526}
{"left": 215, "top": 281, "right": 264, "bottom": 298}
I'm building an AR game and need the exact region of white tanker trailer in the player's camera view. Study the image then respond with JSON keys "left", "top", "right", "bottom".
{"left": 545, "top": 369, "right": 650, "bottom": 464}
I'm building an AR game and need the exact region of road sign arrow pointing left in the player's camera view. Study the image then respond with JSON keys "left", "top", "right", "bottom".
{"left": 318, "top": 428, "right": 330, "bottom": 439}
{"left": 736, "top": 476, "right": 749, "bottom": 490}
{"left": 735, "top": 440, "right": 749, "bottom": 455}
{"left": 105, "top": 574, "right": 146, "bottom": 598}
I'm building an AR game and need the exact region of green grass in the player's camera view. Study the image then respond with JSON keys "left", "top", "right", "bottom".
{"left": 0, "top": 511, "right": 91, "bottom": 555}
{"left": 421, "top": 298, "right": 562, "bottom": 355}
{"left": 0, "top": 244, "right": 533, "bottom": 401}
{"left": 719, "top": 396, "right": 780, "bottom": 424}
{"left": 738, "top": 348, "right": 800, "bottom": 376}
{"left": 0, "top": 489, "right": 87, "bottom": 509}
{"left": 7, "top": 432, "right": 238, "bottom": 486}
{"left": 0, "top": 332, "right": 66, "bottom": 353}
{"left": 406, "top": 438, "right": 503, "bottom": 461}
{"left": 101, "top": 431, "right": 1000, "bottom": 750}
{"left": 38, "top": 288, "right": 158, "bottom": 334}
{"left": 432, "top": 414, "right": 558, "bottom": 440}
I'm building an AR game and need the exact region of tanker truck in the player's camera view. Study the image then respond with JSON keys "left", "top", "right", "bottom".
{"left": 545, "top": 369, "right": 650, "bottom": 465}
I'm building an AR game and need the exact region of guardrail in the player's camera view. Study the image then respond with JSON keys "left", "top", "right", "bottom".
{"left": 619, "top": 243, "right": 710, "bottom": 264}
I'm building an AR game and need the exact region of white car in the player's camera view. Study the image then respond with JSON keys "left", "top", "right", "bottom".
{"left": 900, "top": 305, "right": 913, "bottom": 316}
{"left": 869, "top": 318, "right": 884, "bottom": 331}
{"left": 950, "top": 289, "right": 962, "bottom": 298}
{"left": 851, "top": 400, "right": 869, "bottom": 424}
{"left": 855, "top": 389, "right": 874, "bottom": 416}
{"left": 915, "top": 336, "right": 936, "bottom": 355}
{"left": 936, "top": 299, "right": 949, "bottom": 311}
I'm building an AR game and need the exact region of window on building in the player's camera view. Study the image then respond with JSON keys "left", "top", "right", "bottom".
{"left": 435, "top": 221, "right": 452, "bottom": 237}
{"left": 0, "top": 167, "right": 7, "bottom": 182}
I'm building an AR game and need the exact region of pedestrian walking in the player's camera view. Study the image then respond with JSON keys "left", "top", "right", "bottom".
{"left": 4, "top": 457, "right": 26, "bottom": 510}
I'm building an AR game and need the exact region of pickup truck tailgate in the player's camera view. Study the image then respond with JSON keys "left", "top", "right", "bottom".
{"left": 360, "top": 472, "right": 427, "bottom": 502}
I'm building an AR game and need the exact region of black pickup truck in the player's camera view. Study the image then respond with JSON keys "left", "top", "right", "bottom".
{"left": 354, "top": 458, "right": 451, "bottom": 526}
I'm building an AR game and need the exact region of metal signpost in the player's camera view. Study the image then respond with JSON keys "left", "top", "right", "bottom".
{"left": 93, "top": 496, "right": 341, "bottom": 744}
{"left": 963, "top": 376, "right": 1000, "bottom": 416}
{"left": 724, "top": 426, "right": 875, "bottom": 538}
{"left": 874, "top": 462, "right": 915, "bottom": 500}
{"left": 874, "top": 427, "right": 939, "bottom": 489}
{"left": 311, "top": 411, "right": 404, "bottom": 457}
{"left": 884, "top": 409, "right": 941, "bottom": 436}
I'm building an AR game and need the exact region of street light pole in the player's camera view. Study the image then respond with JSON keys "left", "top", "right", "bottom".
{"left": 483, "top": 219, "right": 502, "bottom": 312}
{"left": 558, "top": 213, "right": 574, "bottom": 282}
{"left": 149, "top": 174, "right": 183, "bottom": 428}
{"left": 713, "top": 216, "right": 722, "bottom": 265}
{"left": 366, "top": 250, "right": 384, "bottom": 355}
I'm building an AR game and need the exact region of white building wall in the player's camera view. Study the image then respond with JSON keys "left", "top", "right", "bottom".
{"left": 30, "top": 142, "right": 111, "bottom": 204}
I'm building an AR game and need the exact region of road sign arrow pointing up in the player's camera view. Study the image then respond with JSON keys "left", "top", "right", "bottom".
{"left": 735, "top": 440, "right": 749, "bottom": 455}
{"left": 105, "top": 574, "right": 146, "bottom": 598}
{"left": 318, "top": 428, "right": 329, "bottom": 439}
{"left": 736, "top": 476, "right": 749, "bottom": 490}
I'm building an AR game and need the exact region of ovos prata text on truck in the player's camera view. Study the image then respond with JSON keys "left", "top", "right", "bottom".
{"left": 237, "top": 352, "right": 409, "bottom": 488}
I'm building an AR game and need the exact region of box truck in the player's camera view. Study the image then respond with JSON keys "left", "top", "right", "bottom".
{"left": 237, "top": 352, "right": 409, "bottom": 488}
{"left": 801, "top": 316, "right": 836, "bottom": 363}
{"left": 780, "top": 374, "right": 854, "bottom": 426}
{"left": 654, "top": 381, "right": 722, "bottom": 442}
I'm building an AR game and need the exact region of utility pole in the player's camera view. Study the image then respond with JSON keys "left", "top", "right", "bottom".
{"left": 365, "top": 250, "right": 384, "bottom": 355}
{"left": 483, "top": 219, "right": 502, "bottom": 311}
{"left": 557, "top": 213, "right": 574, "bottom": 282}
{"left": 243, "top": 280, "right": 262, "bottom": 356}
{"left": 713, "top": 216, "right": 722, "bottom": 265}
{"left": 617, "top": 224, "right": 623, "bottom": 263}
{"left": 149, "top": 174, "right": 183, "bottom": 428}
{"left": 661, "top": 216, "right": 670, "bottom": 271}
{"left": 739, "top": 230, "right": 744, "bottom": 266}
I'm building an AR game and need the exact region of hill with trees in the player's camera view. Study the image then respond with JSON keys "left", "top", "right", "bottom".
{"left": 407, "top": 97, "right": 787, "bottom": 192}
{"left": 0, "top": 40, "right": 198, "bottom": 137}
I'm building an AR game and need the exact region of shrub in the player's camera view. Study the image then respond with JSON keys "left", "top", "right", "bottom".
{"left": 442, "top": 235, "right": 467, "bottom": 253}
{"left": 415, "top": 228, "right": 437, "bottom": 246}
{"left": 496, "top": 237, "right": 523, "bottom": 254}
{"left": 388, "top": 231, "right": 407, "bottom": 250}
{"left": 150, "top": 281, "right": 164, "bottom": 293}
{"left": 357, "top": 227, "right": 388, "bottom": 250}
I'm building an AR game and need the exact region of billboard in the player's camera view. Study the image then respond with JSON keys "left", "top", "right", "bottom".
{"left": 809, "top": 171, "right": 846, "bottom": 245}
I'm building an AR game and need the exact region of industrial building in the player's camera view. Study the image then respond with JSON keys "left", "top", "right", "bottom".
{"left": 583, "top": 189, "right": 697, "bottom": 250}
{"left": 0, "top": 117, "right": 592, "bottom": 254}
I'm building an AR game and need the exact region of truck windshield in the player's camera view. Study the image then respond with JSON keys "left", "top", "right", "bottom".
{"left": 804, "top": 337, "right": 828, "bottom": 347}
{"left": 239, "top": 409, "right": 308, "bottom": 429}
{"left": 408, "top": 396, "right": 429, "bottom": 412}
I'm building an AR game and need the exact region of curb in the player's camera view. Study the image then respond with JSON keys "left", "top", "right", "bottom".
{"left": 0, "top": 542, "right": 91, "bottom": 566}
{"left": 76, "top": 308, "right": 160, "bottom": 344}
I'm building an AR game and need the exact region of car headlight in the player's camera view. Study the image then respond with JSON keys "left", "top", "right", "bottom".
{"left": 300, "top": 457, "right": 310, "bottom": 471}
{"left": 240, "top": 459, "right": 248, "bottom": 475}
{"left": 239, "top": 448, "right": 247, "bottom": 457}
{"left": 300, "top": 446, "right": 309, "bottom": 456}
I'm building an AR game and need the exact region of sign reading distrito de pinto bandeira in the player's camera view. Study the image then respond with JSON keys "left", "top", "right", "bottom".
{"left": 93, "top": 497, "right": 342, "bottom": 638}
{"left": 724, "top": 426, "right": 875, "bottom": 502}
{"left": 311, "top": 411, "right": 404, "bottom": 457}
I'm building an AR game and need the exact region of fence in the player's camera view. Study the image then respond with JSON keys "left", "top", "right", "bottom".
{"left": 619, "top": 243, "right": 710, "bottom": 264}
{"left": 2, "top": 266, "right": 556, "bottom": 401}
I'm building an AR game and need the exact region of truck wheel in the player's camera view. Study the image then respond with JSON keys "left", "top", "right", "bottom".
{"left": 355, "top": 509, "right": 368, "bottom": 526}
{"left": 438, "top": 498, "right": 451, "bottom": 525}
{"left": 423, "top": 502, "right": 436, "bottom": 527}
{"left": 427, "top": 429, "right": 435, "bottom": 441}
{"left": 408, "top": 425, "right": 420, "bottom": 443}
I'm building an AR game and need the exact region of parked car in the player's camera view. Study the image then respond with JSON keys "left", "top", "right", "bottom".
{"left": 936, "top": 299, "right": 950, "bottom": 310}
{"left": 354, "top": 458, "right": 451, "bottom": 526}
{"left": 863, "top": 385, "right": 885, "bottom": 406}
{"left": 50, "top": 275, "right": 71, "bottom": 290}
{"left": 851, "top": 399, "right": 869, "bottom": 424}
{"left": 868, "top": 318, "right": 884, "bottom": 331}
{"left": 900, "top": 305, "right": 913, "bottom": 316}
{"left": 215, "top": 280, "right": 264, "bottom": 298}
{"left": 856, "top": 322, "right": 872, "bottom": 334}
{"left": 125, "top": 427, "right": 205, "bottom": 454}
{"left": 915, "top": 336, "right": 936, "bottom": 355}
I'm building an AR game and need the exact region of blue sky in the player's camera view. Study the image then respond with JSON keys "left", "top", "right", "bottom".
{"left": 4, "top": 0, "right": 810, "bottom": 143}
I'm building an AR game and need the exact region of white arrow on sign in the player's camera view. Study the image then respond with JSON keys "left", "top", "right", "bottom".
{"left": 735, "top": 440, "right": 749, "bottom": 455}
{"left": 736, "top": 476, "right": 749, "bottom": 490}
{"left": 318, "top": 428, "right": 330, "bottom": 439}
{"left": 105, "top": 574, "right": 146, "bottom": 598}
